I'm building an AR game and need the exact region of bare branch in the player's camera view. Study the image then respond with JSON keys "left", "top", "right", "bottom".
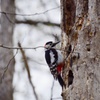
{"left": 0, "top": 6, "right": 60, "bottom": 25}
{"left": 18, "top": 42, "right": 38, "bottom": 100}
{"left": 4, "top": 13, "right": 14, "bottom": 24}
{"left": 0, "top": 6, "right": 60, "bottom": 16}
{"left": 0, "top": 44, "right": 63, "bottom": 51}
{"left": 16, "top": 20, "right": 60, "bottom": 27}
{"left": 50, "top": 80, "right": 55, "bottom": 100}
{"left": 0, "top": 49, "right": 18, "bottom": 83}
{"left": 50, "top": 80, "right": 62, "bottom": 100}
{"left": 0, "top": 44, "right": 44, "bottom": 49}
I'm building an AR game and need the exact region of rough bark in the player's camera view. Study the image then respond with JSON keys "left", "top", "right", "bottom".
{"left": 0, "top": 0, "right": 15, "bottom": 100}
{"left": 61, "top": 0, "right": 100, "bottom": 100}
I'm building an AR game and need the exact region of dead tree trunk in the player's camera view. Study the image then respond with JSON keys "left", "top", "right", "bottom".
{"left": 61, "top": 0, "right": 100, "bottom": 100}
{"left": 0, "top": 0, "right": 15, "bottom": 100}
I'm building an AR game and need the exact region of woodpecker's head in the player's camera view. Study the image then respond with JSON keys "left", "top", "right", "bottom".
{"left": 44, "top": 41, "right": 60, "bottom": 49}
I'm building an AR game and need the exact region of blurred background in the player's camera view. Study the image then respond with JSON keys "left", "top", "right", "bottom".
{"left": 0, "top": 0, "right": 62, "bottom": 100}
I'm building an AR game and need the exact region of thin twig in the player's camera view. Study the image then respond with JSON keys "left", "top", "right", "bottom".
{"left": 18, "top": 42, "right": 38, "bottom": 100}
{"left": 0, "top": 6, "right": 60, "bottom": 16}
{"left": 0, "top": 44, "right": 63, "bottom": 51}
{"left": 1, "top": 6, "right": 60, "bottom": 25}
{"left": 5, "top": 13, "right": 14, "bottom": 24}
{"left": 0, "top": 49, "right": 18, "bottom": 83}
{"left": 0, "top": 44, "right": 44, "bottom": 49}
{"left": 50, "top": 80, "right": 55, "bottom": 100}
{"left": 50, "top": 80, "right": 62, "bottom": 100}
{"left": 16, "top": 20, "right": 60, "bottom": 27}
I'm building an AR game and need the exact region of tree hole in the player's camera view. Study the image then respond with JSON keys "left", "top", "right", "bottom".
{"left": 68, "top": 70, "right": 74, "bottom": 87}
{"left": 87, "top": 47, "right": 90, "bottom": 51}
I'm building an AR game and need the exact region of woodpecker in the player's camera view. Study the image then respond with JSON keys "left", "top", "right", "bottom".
{"left": 44, "top": 41, "right": 65, "bottom": 88}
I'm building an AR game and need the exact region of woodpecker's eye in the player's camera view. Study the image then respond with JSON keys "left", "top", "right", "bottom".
{"left": 49, "top": 43, "right": 52, "bottom": 46}
{"left": 45, "top": 41, "right": 53, "bottom": 49}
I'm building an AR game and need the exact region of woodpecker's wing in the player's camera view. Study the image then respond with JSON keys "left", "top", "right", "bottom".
{"left": 45, "top": 48, "right": 58, "bottom": 67}
{"left": 45, "top": 48, "right": 58, "bottom": 78}
{"left": 45, "top": 49, "right": 51, "bottom": 65}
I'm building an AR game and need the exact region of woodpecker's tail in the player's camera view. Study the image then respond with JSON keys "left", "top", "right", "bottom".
{"left": 57, "top": 74, "right": 66, "bottom": 88}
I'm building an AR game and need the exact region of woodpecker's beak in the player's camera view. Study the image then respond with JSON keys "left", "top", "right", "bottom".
{"left": 52, "top": 41, "right": 60, "bottom": 47}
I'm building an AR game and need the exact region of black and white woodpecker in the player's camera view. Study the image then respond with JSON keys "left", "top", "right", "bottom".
{"left": 44, "top": 41, "right": 66, "bottom": 88}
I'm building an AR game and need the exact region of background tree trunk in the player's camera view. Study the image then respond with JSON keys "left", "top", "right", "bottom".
{"left": 0, "top": 0, "right": 15, "bottom": 100}
{"left": 61, "top": 0, "right": 100, "bottom": 100}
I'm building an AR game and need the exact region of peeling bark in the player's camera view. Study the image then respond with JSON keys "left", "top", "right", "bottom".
{"left": 61, "top": 0, "right": 100, "bottom": 100}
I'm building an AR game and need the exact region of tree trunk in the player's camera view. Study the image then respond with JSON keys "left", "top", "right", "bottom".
{"left": 0, "top": 0, "right": 15, "bottom": 100}
{"left": 61, "top": 0, "right": 100, "bottom": 100}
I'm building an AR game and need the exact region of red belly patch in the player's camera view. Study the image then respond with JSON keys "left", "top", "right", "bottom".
{"left": 57, "top": 63, "right": 64, "bottom": 73}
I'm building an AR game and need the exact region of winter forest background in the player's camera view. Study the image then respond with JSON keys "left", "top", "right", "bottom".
{"left": 0, "top": 0, "right": 62, "bottom": 100}
{"left": 1, "top": 0, "right": 99, "bottom": 100}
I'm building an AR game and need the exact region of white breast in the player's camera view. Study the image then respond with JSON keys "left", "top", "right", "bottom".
{"left": 57, "top": 50, "right": 64, "bottom": 64}
{"left": 49, "top": 50, "right": 64, "bottom": 64}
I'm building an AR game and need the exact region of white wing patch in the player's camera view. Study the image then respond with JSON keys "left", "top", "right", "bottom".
{"left": 50, "top": 51, "right": 55, "bottom": 64}
{"left": 50, "top": 50, "right": 64, "bottom": 64}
